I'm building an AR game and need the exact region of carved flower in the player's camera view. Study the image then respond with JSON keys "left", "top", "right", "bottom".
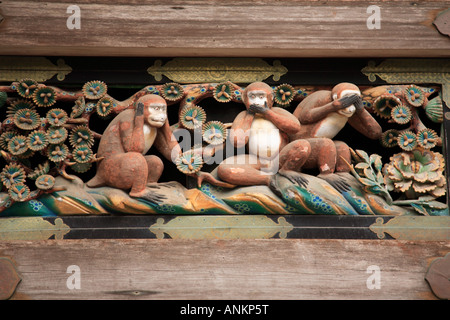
{"left": 47, "top": 127, "right": 68, "bottom": 144}
{"left": 0, "top": 164, "right": 26, "bottom": 189}
{"left": 35, "top": 174, "right": 55, "bottom": 190}
{"left": 213, "top": 83, "right": 233, "bottom": 103}
{"left": 71, "top": 96, "right": 86, "bottom": 118}
{"left": 7, "top": 99, "right": 35, "bottom": 117}
{"left": 383, "top": 149, "right": 446, "bottom": 198}
{"left": 70, "top": 162, "right": 92, "bottom": 174}
{"left": 69, "top": 125, "right": 94, "bottom": 148}
{"left": 274, "top": 84, "right": 295, "bottom": 106}
{"left": 0, "top": 131, "right": 18, "bottom": 149}
{"left": 380, "top": 129, "right": 399, "bottom": 148}
{"left": 16, "top": 79, "right": 38, "bottom": 98}
{"left": 7, "top": 135, "right": 28, "bottom": 155}
{"left": 175, "top": 151, "right": 203, "bottom": 174}
{"left": 46, "top": 143, "right": 69, "bottom": 162}
{"left": 373, "top": 94, "right": 401, "bottom": 119}
{"left": 161, "top": 83, "right": 184, "bottom": 101}
{"left": 416, "top": 128, "right": 439, "bottom": 149}
{"left": 397, "top": 130, "right": 417, "bottom": 151}
{"left": 96, "top": 96, "right": 114, "bottom": 117}
{"left": 404, "top": 84, "right": 425, "bottom": 107}
{"left": 13, "top": 108, "right": 41, "bottom": 130}
{"left": 82, "top": 80, "right": 107, "bottom": 100}
{"left": 72, "top": 145, "right": 93, "bottom": 163}
{"left": 46, "top": 108, "right": 68, "bottom": 126}
{"left": 27, "top": 130, "right": 49, "bottom": 151}
{"left": 391, "top": 105, "right": 412, "bottom": 125}
{"left": 180, "top": 105, "right": 206, "bottom": 130}
{"left": 202, "top": 121, "right": 227, "bottom": 145}
{"left": 424, "top": 95, "right": 443, "bottom": 123}
{"left": 32, "top": 86, "right": 56, "bottom": 107}
{"left": 8, "top": 183, "right": 30, "bottom": 202}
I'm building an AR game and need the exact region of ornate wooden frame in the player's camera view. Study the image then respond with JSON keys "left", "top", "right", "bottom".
{"left": 0, "top": 57, "right": 448, "bottom": 242}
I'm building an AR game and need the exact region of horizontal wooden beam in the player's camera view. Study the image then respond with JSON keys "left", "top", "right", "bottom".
{"left": 1, "top": 239, "right": 448, "bottom": 300}
{"left": 0, "top": 1, "right": 449, "bottom": 58}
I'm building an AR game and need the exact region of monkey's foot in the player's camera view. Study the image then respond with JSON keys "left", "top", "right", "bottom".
{"left": 278, "top": 170, "right": 309, "bottom": 189}
{"left": 317, "top": 173, "right": 351, "bottom": 193}
{"left": 268, "top": 174, "right": 284, "bottom": 199}
{"left": 129, "top": 189, "right": 167, "bottom": 205}
{"left": 269, "top": 171, "right": 309, "bottom": 199}
{"left": 194, "top": 171, "right": 237, "bottom": 189}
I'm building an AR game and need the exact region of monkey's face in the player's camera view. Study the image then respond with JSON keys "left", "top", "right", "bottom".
{"left": 245, "top": 90, "right": 273, "bottom": 112}
{"left": 243, "top": 82, "right": 273, "bottom": 112}
{"left": 144, "top": 102, "right": 167, "bottom": 128}
{"left": 334, "top": 89, "right": 360, "bottom": 118}
{"left": 247, "top": 90, "right": 267, "bottom": 107}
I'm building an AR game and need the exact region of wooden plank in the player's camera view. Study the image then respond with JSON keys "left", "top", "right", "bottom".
{"left": 0, "top": 239, "right": 447, "bottom": 300}
{"left": 0, "top": 1, "right": 449, "bottom": 57}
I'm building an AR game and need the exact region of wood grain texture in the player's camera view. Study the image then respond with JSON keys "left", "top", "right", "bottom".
{"left": 0, "top": 239, "right": 447, "bottom": 300}
{"left": 0, "top": 1, "right": 449, "bottom": 57}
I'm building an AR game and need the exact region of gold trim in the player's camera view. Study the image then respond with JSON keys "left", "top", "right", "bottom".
{"left": 361, "top": 59, "right": 450, "bottom": 104}
{"left": 147, "top": 58, "right": 288, "bottom": 83}
{"left": 149, "top": 215, "right": 293, "bottom": 239}
{"left": 0, "top": 217, "right": 70, "bottom": 240}
{"left": 0, "top": 57, "right": 72, "bottom": 82}
{"left": 369, "top": 216, "right": 450, "bottom": 240}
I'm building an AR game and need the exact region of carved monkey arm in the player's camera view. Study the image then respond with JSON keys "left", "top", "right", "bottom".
{"left": 263, "top": 107, "right": 301, "bottom": 135}
{"left": 348, "top": 109, "right": 382, "bottom": 140}
{"left": 119, "top": 110, "right": 145, "bottom": 153}
{"left": 154, "top": 120, "right": 182, "bottom": 162}
{"left": 229, "top": 111, "right": 254, "bottom": 148}
{"left": 298, "top": 101, "right": 339, "bottom": 124}
{"left": 297, "top": 94, "right": 359, "bottom": 125}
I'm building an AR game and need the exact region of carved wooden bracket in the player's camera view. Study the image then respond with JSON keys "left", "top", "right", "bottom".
{"left": 0, "top": 258, "right": 21, "bottom": 300}
{"left": 425, "top": 253, "right": 450, "bottom": 300}
{"left": 434, "top": 8, "right": 450, "bottom": 37}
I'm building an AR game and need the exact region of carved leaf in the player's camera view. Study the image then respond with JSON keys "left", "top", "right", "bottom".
{"left": 355, "top": 163, "right": 370, "bottom": 169}
{"left": 355, "top": 150, "right": 370, "bottom": 163}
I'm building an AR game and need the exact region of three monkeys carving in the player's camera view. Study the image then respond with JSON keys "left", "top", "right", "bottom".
{"left": 88, "top": 82, "right": 382, "bottom": 202}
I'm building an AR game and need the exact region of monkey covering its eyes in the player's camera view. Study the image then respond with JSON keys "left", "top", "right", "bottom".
{"left": 290, "top": 82, "right": 382, "bottom": 176}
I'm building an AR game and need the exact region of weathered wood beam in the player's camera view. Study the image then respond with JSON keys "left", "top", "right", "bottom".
{"left": 1, "top": 239, "right": 448, "bottom": 300}
{"left": 0, "top": 1, "right": 448, "bottom": 57}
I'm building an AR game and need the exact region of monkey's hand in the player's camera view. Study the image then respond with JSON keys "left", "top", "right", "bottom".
{"left": 134, "top": 102, "right": 145, "bottom": 127}
{"left": 334, "top": 94, "right": 360, "bottom": 110}
{"left": 135, "top": 102, "right": 144, "bottom": 117}
{"left": 354, "top": 96, "right": 364, "bottom": 111}
{"left": 248, "top": 102, "right": 269, "bottom": 115}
